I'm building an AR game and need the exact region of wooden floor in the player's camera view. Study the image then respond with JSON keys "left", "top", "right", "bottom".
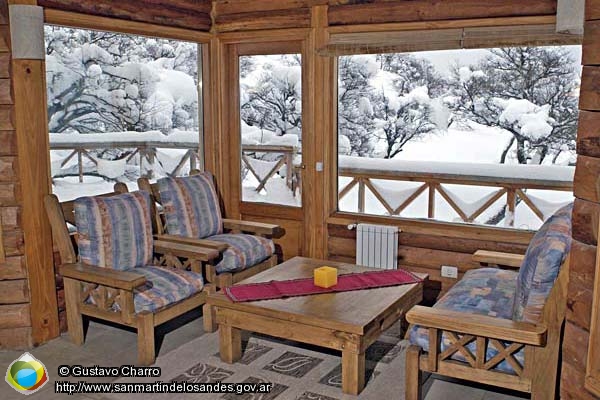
{"left": 0, "top": 311, "right": 526, "bottom": 400}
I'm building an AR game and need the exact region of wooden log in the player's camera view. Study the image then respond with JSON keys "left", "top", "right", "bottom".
{"left": 561, "top": 359, "right": 598, "bottom": 400}
{"left": 215, "top": 0, "right": 327, "bottom": 15}
{"left": 0, "top": 26, "right": 8, "bottom": 52}
{"left": 0, "top": 183, "right": 20, "bottom": 206}
{"left": 328, "top": 224, "right": 529, "bottom": 254}
{"left": 327, "top": 215, "right": 534, "bottom": 244}
{"left": 567, "top": 278, "right": 593, "bottom": 331}
{"left": 0, "top": 0, "right": 6, "bottom": 25}
{"left": 0, "top": 256, "right": 26, "bottom": 280}
{"left": 328, "top": 0, "right": 557, "bottom": 26}
{"left": 0, "top": 132, "right": 17, "bottom": 156}
{"left": 0, "top": 78, "right": 11, "bottom": 104}
{"left": 0, "top": 279, "right": 28, "bottom": 303}
{"left": 38, "top": 0, "right": 212, "bottom": 31}
{"left": 1, "top": 206, "right": 19, "bottom": 227}
{"left": 567, "top": 241, "right": 597, "bottom": 331}
{"left": 577, "top": 110, "right": 600, "bottom": 157}
{"left": 588, "top": 0, "right": 600, "bottom": 21}
{"left": 0, "top": 327, "right": 32, "bottom": 349}
{"left": 13, "top": 59, "right": 59, "bottom": 344}
{"left": 581, "top": 67, "right": 600, "bottom": 111}
{"left": 572, "top": 198, "right": 600, "bottom": 245}
{"left": 0, "top": 304, "right": 31, "bottom": 328}
{"left": 0, "top": 52, "right": 8, "bottom": 79}
{"left": 563, "top": 322, "right": 590, "bottom": 370}
{"left": 0, "top": 156, "right": 16, "bottom": 182}
{"left": 2, "top": 227, "right": 24, "bottom": 256}
{"left": 584, "top": 21, "right": 600, "bottom": 66}
{"left": 215, "top": 8, "right": 312, "bottom": 32}
{"left": 574, "top": 155, "right": 600, "bottom": 203}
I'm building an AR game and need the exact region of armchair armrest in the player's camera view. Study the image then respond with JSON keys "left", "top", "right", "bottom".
{"left": 60, "top": 263, "right": 146, "bottom": 290}
{"left": 153, "top": 240, "right": 220, "bottom": 262}
{"left": 472, "top": 250, "right": 524, "bottom": 268}
{"left": 406, "top": 305, "right": 546, "bottom": 346}
{"left": 155, "top": 234, "right": 229, "bottom": 252}
{"left": 223, "top": 218, "right": 284, "bottom": 237}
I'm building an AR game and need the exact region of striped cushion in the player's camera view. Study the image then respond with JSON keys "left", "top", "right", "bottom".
{"left": 158, "top": 173, "right": 223, "bottom": 239}
{"left": 133, "top": 266, "right": 204, "bottom": 313}
{"left": 74, "top": 191, "right": 154, "bottom": 270}
{"left": 208, "top": 233, "right": 275, "bottom": 274}
{"left": 512, "top": 203, "right": 572, "bottom": 322}
{"left": 84, "top": 266, "right": 204, "bottom": 313}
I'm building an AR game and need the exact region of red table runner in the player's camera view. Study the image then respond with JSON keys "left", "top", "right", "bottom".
{"left": 223, "top": 269, "right": 422, "bottom": 302}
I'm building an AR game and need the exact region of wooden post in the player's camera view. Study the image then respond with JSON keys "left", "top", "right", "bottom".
{"left": 10, "top": 2, "right": 59, "bottom": 345}
{"left": 428, "top": 183, "right": 436, "bottom": 219}
{"left": 304, "top": 4, "right": 331, "bottom": 259}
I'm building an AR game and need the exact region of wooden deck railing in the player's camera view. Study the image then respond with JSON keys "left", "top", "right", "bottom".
{"left": 338, "top": 159, "right": 574, "bottom": 227}
{"left": 241, "top": 144, "right": 300, "bottom": 195}
{"left": 49, "top": 140, "right": 200, "bottom": 182}
{"left": 49, "top": 139, "right": 300, "bottom": 195}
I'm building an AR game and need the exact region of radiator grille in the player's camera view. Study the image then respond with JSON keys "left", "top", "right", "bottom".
{"left": 356, "top": 223, "right": 399, "bottom": 269}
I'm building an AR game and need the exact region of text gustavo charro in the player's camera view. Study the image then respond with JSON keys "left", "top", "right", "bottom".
{"left": 58, "top": 365, "right": 161, "bottom": 378}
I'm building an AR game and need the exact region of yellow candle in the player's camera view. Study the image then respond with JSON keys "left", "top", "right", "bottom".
{"left": 314, "top": 266, "right": 338, "bottom": 288}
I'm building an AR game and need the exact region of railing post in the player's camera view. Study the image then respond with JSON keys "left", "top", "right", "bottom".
{"left": 358, "top": 178, "right": 365, "bottom": 214}
{"left": 285, "top": 149, "right": 293, "bottom": 190}
{"left": 78, "top": 150, "right": 83, "bottom": 183}
{"left": 507, "top": 189, "right": 516, "bottom": 227}
{"left": 428, "top": 183, "right": 436, "bottom": 219}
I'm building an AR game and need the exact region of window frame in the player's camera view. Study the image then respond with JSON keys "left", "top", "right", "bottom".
{"left": 43, "top": 10, "right": 210, "bottom": 189}
{"left": 330, "top": 34, "right": 581, "bottom": 235}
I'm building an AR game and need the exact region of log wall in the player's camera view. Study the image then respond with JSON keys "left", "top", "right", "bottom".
{"left": 561, "top": 1, "right": 600, "bottom": 398}
{"left": 0, "top": 0, "right": 32, "bottom": 349}
{"left": 328, "top": 219, "right": 532, "bottom": 303}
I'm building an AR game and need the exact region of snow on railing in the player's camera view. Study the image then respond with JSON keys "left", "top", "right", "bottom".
{"left": 49, "top": 131, "right": 200, "bottom": 182}
{"left": 338, "top": 155, "right": 574, "bottom": 228}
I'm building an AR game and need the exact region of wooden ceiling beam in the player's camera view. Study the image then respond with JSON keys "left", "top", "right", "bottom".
{"left": 328, "top": 0, "right": 558, "bottom": 26}
{"left": 38, "top": 0, "right": 212, "bottom": 31}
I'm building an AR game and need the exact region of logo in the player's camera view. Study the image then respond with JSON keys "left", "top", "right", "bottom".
{"left": 5, "top": 353, "right": 49, "bottom": 395}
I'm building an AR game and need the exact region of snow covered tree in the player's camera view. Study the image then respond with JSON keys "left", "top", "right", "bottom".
{"left": 45, "top": 26, "right": 199, "bottom": 134}
{"left": 373, "top": 86, "right": 440, "bottom": 159}
{"left": 449, "top": 47, "right": 579, "bottom": 164}
{"left": 338, "top": 56, "right": 378, "bottom": 156}
{"left": 377, "top": 53, "right": 447, "bottom": 97}
{"left": 240, "top": 57, "right": 302, "bottom": 136}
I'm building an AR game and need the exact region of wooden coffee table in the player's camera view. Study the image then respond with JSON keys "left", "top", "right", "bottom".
{"left": 207, "top": 257, "right": 425, "bottom": 395}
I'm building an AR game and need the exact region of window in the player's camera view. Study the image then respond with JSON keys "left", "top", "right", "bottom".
{"left": 239, "top": 54, "right": 302, "bottom": 207}
{"left": 337, "top": 46, "right": 581, "bottom": 230}
{"left": 45, "top": 25, "right": 202, "bottom": 200}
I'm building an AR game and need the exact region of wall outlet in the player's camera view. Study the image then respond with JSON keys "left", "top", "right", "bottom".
{"left": 441, "top": 265, "right": 458, "bottom": 279}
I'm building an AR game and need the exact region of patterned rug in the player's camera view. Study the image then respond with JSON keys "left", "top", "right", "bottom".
{"left": 108, "top": 320, "right": 408, "bottom": 400}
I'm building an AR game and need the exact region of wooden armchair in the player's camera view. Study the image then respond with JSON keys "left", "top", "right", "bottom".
{"left": 45, "top": 189, "right": 219, "bottom": 365}
{"left": 405, "top": 203, "right": 573, "bottom": 400}
{"left": 137, "top": 171, "right": 284, "bottom": 289}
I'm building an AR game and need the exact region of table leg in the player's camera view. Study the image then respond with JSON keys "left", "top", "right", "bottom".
{"left": 219, "top": 324, "right": 242, "bottom": 363}
{"left": 342, "top": 349, "right": 365, "bottom": 395}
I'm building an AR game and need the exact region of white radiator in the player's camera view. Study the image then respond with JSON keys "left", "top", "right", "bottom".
{"left": 356, "top": 223, "right": 399, "bottom": 269}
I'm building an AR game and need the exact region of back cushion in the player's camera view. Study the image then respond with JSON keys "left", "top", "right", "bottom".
{"left": 512, "top": 203, "right": 572, "bottom": 322}
{"left": 74, "top": 191, "right": 154, "bottom": 270}
{"left": 158, "top": 172, "right": 223, "bottom": 239}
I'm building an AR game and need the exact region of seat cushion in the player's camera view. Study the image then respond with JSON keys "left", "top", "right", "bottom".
{"left": 74, "top": 191, "right": 154, "bottom": 270}
{"left": 84, "top": 266, "right": 204, "bottom": 313}
{"left": 512, "top": 203, "right": 572, "bottom": 322}
{"left": 158, "top": 173, "right": 223, "bottom": 239}
{"left": 207, "top": 233, "right": 275, "bottom": 274}
{"left": 133, "top": 266, "right": 204, "bottom": 313}
{"left": 408, "top": 268, "right": 522, "bottom": 374}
